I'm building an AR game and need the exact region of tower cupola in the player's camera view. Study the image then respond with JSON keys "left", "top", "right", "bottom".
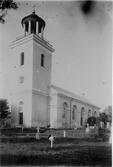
{"left": 21, "top": 10, "right": 46, "bottom": 38}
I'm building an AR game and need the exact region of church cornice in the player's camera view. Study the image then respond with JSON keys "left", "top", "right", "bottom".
{"left": 51, "top": 85, "right": 100, "bottom": 109}
{"left": 10, "top": 34, "right": 33, "bottom": 48}
{"left": 10, "top": 34, "right": 55, "bottom": 53}
{"left": 58, "top": 93, "right": 100, "bottom": 109}
{"left": 33, "top": 34, "right": 55, "bottom": 53}
{"left": 9, "top": 89, "right": 49, "bottom": 97}
{"left": 32, "top": 88, "right": 49, "bottom": 97}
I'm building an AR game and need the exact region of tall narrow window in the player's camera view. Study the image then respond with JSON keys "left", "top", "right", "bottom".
{"left": 94, "top": 111, "right": 97, "bottom": 117}
{"left": 88, "top": 109, "right": 91, "bottom": 117}
{"left": 62, "top": 102, "right": 68, "bottom": 128}
{"left": 81, "top": 107, "right": 85, "bottom": 126}
{"left": 19, "top": 101, "right": 24, "bottom": 125}
{"left": 19, "top": 112, "right": 23, "bottom": 125}
{"left": 72, "top": 105, "right": 76, "bottom": 120}
{"left": 41, "top": 54, "right": 44, "bottom": 67}
{"left": 19, "top": 76, "right": 24, "bottom": 83}
{"left": 20, "top": 52, "right": 24, "bottom": 66}
{"left": 63, "top": 102, "right": 68, "bottom": 119}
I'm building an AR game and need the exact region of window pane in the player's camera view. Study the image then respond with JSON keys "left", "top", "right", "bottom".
{"left": 20, "top": 52, "right": 24, "bottom": 65}
{"left": 41, "top": 54, "right": 44, "bottom": 67}
{"left": 88, "top": 110, "right": 91, "bottom": 117}
{"left": 19, "top": 112, "right": 23, "bottom": 125}
{"left": 19, "top": 76, "right": 24, "bottom": 83}
{"left": 72, "top": 105, "right": 76, "bottom": 120}
{"left": 63, "top": 102, "right": 68, "bottom": 118}
{"left": 81, "top": 107, "right": 85, "bottom": 126}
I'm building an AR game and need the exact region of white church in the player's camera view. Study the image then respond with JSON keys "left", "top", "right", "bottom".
{"left": 5, "top": 11, "right": 100, "bottom": 128}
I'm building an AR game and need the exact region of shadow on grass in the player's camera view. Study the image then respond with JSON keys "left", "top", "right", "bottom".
{"left": 0, "top": 136, "right": 109, "bottom": 143}
{"left": 0, "top": 148, "right": 111, "bottom": 166}
{"left": 0, "top": 137, "right": 112, "bottom": 166}
{"left": 0, "top": 144, "right": 112, "bottom": 166}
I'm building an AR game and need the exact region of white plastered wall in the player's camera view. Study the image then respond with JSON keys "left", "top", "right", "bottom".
{"left": 8, "top": 36, "right": 33, "bottom": 127}
{"left": 32, "top": 92, "right": 49, "bottom": 127}
{"left": 49, "top": 88, "right": 58, "bottom": 128}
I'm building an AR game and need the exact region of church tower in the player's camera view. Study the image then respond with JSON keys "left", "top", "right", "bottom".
{"left": 10, "top": 10, "right": 54, "bottom": 127}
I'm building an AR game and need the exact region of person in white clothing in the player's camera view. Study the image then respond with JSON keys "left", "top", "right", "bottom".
{"left": 86, "top": 123, "right": 90, "bottom": 133}
{"left": 48, "top": 134, "right": 55, "bottom": 148}
{"left": 36, "top": 127, "right": 40, "bottom": 140}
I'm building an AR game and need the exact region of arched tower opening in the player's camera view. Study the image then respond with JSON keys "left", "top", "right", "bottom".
{"left": 21, "top": 10, "right": 46, "bottom": 38}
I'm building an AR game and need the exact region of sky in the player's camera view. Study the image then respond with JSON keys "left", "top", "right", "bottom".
{"left": 0, "top": 1, "right": 112, "bottom": 110}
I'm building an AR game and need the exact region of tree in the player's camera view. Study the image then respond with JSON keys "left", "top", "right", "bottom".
{"left": 0, "top": 0, "right": 18, "bottom": 23}
{"left": 99, "top": 112, "right": 108, "bottom": 125}
{"left": 87, "top": 116, "right": 96, "bottom": 126}
{"left": 0, "top": 99, "right": 10, "bottom": 127}
{"left": 99, "top": 105, "right": 112, "bottom": 125}
{"left": 103, "top": 105, "right": 112, "bottom": 123}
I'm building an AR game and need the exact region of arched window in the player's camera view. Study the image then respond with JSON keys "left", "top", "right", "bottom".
{"left": 25, "top": 22, "right": 28, "bottom": 32}
{"left": 88, "top": 109, "right": 91, "bottom": 117}
{"left": 41, "top": 54, "right": 45, "bottom": 67}
{"left": 72, "top": 105, "right": 77, "bottom": 120}
{"left": 20, "top": 52, "right": 24, "bottom": 66}
{"left": 94, "top": 111, "right": 97, "bottom": 117}
{"left": 19, "top": 101, "right": 24, "bottom": 125}
{"left": 81, "top": 107, "right": 85, "bottom": 126}
{"left": 19, "top": 76, "right": 24, "bottom": 83}
{"left": 62, "top": 102, "right": 68, "bottom": 119}
{"left": 19, "top": 101, "right": 23, "bottom": 111}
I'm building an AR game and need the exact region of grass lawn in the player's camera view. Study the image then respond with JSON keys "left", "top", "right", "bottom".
{"left": 0, "top": 137, "right": 112, "bottom": 166}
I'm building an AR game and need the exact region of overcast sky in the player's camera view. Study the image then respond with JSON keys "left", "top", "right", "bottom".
{"left": 0, "top": 1, "right": 112, "bottom": 109}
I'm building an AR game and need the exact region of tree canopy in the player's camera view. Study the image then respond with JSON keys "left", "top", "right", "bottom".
{"left": 0, "top": 0, "right": 18, "bottom": 23}
{"left": 0, "top": 99, "right": 11, "bottom": 127}
{"left": 87, "top": 116, "right": 96, "bottom": 126}
{"left": 0, "top": 99, "right": 10, "bottom": 120}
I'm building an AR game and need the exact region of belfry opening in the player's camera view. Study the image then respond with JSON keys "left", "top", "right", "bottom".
{"left": 21, "top": 10, "right": 46, "bottom": 38}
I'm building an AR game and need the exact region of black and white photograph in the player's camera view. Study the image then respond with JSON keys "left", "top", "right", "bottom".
{"left": 0, "top": 0, "right": 112, "bottom": 166}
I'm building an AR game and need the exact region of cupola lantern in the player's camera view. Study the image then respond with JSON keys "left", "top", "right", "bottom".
{"left": 21, "top": 10, "right": 46, "bottom": 38}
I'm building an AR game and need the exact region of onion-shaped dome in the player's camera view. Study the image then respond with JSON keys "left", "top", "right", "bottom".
{"left": 21, "top": 11, "right": 46, "bottom": 34}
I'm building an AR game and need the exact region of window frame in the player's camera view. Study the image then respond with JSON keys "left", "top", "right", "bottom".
{"left": 41, "top": 54, "right": 45, "bottom": 67}
{"left": 81, "top": 107, "right": 85, "bottom": 126}
{"left": 88, "top": 109, "right": 91, "bottom": 117}
{"left": 19, "top": 101, "right": 24, "bottom": 125}
{"left": 20, "top": 52, "right": 24, "bottom": 66}
{"left": 94, "top": 111, "right": 97, "bottom": 117}
{"left": 19, "top": 112, "right": 23, "bottom": 125}
{"left": 72, "top": 105, "right": 76, "bottom": 120}
{"left": 63, "top": 102, "right": 68, "bottom": 119}
{"left": 19, "top": 76, "right": 24, "bottom": 84}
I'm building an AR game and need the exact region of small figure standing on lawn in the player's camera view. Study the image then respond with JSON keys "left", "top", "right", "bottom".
{"left": 74, "top": 122, "right": 77, "bottom": 130}
{"left": 100, "top": 121, "right": 103, "bottom": 128}
{"left": 63, "top": 130, "right": 66, "bottom": 138}
{"left": 36, "top": 127, "right": 40, "bottom": 140}
{"left": 106, "top": 122, "right": 110, "bottom": 129}
{"left": 86, "top": 123, "right": 90, "bottom": 133}
{"left": 48, "top": 134, "right": 55, "bottom": 148}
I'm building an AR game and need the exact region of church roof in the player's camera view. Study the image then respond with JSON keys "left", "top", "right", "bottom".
{"left": 51, "top": 85, "right": 100, "bottom": 109}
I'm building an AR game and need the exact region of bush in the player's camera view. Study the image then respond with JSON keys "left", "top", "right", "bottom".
{"left": 87, "top": 116, "right": 96, "bottom": 126}
{"left": 0, "top": 99, "right": 11, "bottom": 128}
